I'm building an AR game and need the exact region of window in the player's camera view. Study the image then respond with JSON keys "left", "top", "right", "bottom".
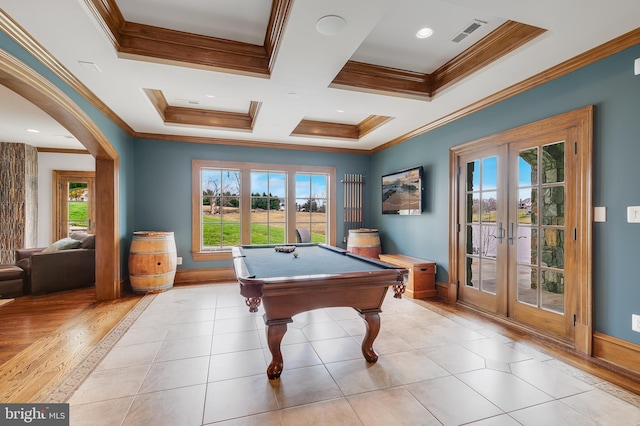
{"left": 251, "top": 171, "right": 286, "bottom": 244}
{"left": 295, "top": 174, "right": 328, "bottom": 243}
{"left": 201, "top": 168, "right": 240, "bottom": 249}
{"left": 192, "top": 160, "right": 336, "bottom": 261}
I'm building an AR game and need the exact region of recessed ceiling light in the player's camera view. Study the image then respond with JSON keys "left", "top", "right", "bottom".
{"left": 26, "top": 128, "right": 40, "bottom": 133}
{"left": 286, "top": 92, "right": 299, "bottom": 99}
{"left": 416, "top": 27, "right": 434, "bottom": 39}
{"left": 316, "top": 15, "right": 347, "bottom": 36}
{"left": 206, "top": 95, "right": 216, "bottom": 98}
{"left": 337, "top": 109, "right": 344, "bottom": 113}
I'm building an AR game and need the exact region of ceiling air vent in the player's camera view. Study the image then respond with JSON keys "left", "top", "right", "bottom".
{"left": 451, "top": 19, "right": 487, "bottom": 43}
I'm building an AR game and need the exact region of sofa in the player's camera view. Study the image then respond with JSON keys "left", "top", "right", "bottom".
{"left": 15, "top": 232, "right": 96, "bottom": 295}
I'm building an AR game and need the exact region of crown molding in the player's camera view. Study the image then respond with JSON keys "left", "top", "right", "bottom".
{"left": 373, "top": 26, "right": 640, "bottom": 154}
{"left": 0, "top": 8, "right": 134, "bottom": 137}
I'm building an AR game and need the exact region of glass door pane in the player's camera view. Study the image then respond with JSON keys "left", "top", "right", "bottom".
{"left": 201, "top": 168, "right": 240, "bottom": 249}
{"left": 464, "top": 157, "right": 499, "bottom": 295}
{"left": 508, "top": 133, "right": 573, "bottom": 341}
{"left": 295, "top": 174, "right": 328, "bottom": 243}
{"left": 250, "top": 171, "right": 286, "bottom": 244}
{"left": 514, "top": 142, "right": 565, "bottom": 314}
{"left": 459, "top": 149, "right": 505, "bottom": 314}
{"left": 67, "top": 181, "right": 89, "bottom": 234}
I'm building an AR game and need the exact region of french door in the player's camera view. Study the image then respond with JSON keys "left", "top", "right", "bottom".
{"left": 53, "top": 170, "right": 95, "bottom": 241}
{"left": 451, "top": 107, "right": 593, "bottom": 349}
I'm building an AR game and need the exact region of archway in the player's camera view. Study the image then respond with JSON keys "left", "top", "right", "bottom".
{"left": 0, "top": 48, "right": 121, "bottom": 300}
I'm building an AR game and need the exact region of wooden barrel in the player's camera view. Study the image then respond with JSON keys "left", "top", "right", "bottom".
{"left": 347, "top": 228, "right": 381, "bottom": 259}
{"left": 129, "top": 231, "right": 177, "bottom": 293}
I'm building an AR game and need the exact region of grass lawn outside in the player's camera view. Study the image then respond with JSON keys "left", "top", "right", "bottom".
{"left": 69, "top": 201, "right": 88, "bottom": 227}
{"left": 202, "top": 208, "right": 326, "bottom": 246}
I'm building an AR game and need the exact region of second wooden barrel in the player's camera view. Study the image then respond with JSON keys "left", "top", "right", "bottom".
{"left": 129, "top": 231, "right": 177, "bottom": 293}
{"left": 347, "top": 228, "right": 381, "bottom": 259}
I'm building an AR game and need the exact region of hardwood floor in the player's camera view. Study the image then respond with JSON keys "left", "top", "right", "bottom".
{"left": 0, "top": 287, "right": 142, "bottom": 403}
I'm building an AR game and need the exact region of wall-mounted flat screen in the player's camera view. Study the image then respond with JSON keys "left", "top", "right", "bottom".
{"left": 381, "top": 166, "right": 423, "bottom": 215}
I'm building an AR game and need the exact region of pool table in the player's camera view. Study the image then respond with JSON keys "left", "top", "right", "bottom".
{"left": 232, "top": 243, "right": 408, "bottom": 379}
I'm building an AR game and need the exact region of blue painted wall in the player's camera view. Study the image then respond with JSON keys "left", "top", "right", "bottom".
{"left": 0, "top": 32, "right": 136, "bottom": 276}
{"left": 371, "top": 43, "right": 640, "bottom": 344}
{"left": 3, "top": 25, "right": 640, "bottom": 346}
{"left": 132, "top": 138, "right": 370, "bottom": 269}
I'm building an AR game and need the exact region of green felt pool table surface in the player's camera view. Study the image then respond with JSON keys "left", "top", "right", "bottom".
{"left": 235, "top": 244, "right": 398, "bottom": 280}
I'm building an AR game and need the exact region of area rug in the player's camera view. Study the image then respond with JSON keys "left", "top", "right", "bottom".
{"left": 0, "top": 299, "right": 14, "bottom": 308}
{"left": 44, "top": 293, "right": 158, "bottom": 403}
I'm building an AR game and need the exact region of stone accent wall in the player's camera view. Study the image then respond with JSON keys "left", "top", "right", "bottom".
{"left": 0, "top": 142, "right": 38, "bottom": 263}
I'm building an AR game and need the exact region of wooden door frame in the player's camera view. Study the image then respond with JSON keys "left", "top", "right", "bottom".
{"left": 0, "top": 49, "right": 121, "bottom": 300}
{"left": 448, "top": 106, "right": 593, "bottom": 354}
{"left": 53, "top": 170, "right": 96, "bottom": 240}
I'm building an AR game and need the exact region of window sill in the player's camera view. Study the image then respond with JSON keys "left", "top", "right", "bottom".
{"left": 191, "top": 251, "right": 233, "bottom": 262}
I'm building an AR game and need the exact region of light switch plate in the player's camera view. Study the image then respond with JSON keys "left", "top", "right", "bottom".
{"left": 633, "top": 314, "right": 640, "bottom": 333}
{"left": 627, "top": 206, "right": 640, "bottom": 223}
{"left": 594, "top": 207, "right": 606, "bottom": 222}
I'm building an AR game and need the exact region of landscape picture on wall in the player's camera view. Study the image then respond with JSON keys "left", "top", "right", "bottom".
{"left": 381, "top": 166, "right": 423, "bottom": 215}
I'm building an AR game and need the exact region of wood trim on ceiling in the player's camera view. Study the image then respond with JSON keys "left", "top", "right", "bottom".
{"left": 430, "top": 21, "right": 546, "bottom": 93}
{"left": 85, "top": 0, "right": 271, "bottom": 77}
{"left": 83, "top": 0, "right": 125, "bottom": 50}
{"left": 85, "top": 2, "right": 542, "bottom": 118}
{"left": 118, "top": 21, "right": 270, "bottom": 77}
{"left": 331, "top": 62, "right": 432, "bottom": 99}
{"left": 37, "top": 147, "right": 91, "bottom": 155}
{"left": 134, "top": 132, "right": 369, "bottom": 155}
{"left": 331, "top": 21, "right": 545, "bottom": 99}
{"left": 265, "top": 0, "right": 293, "bottom": 72}
{"left": 373, "top": 26, "right": 640, "bottom": 154}
{"left": 4, "top": 5, "right": 640, "bottom": 154}
{"left": 0, "top": 8, "right": 134, "bottom": 136}
{"left": 0, "top": 49, "right": 118, "bottom": 160}
{"left": 144, "top": 89, "right": 260, "bottom": 131}
{"left": 291, "top": 115, "right": 392, "bottom": 140}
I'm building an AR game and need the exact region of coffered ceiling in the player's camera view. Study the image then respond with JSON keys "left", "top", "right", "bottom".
{"left": 1, "top": 0, "right": 640, "bottom": 152}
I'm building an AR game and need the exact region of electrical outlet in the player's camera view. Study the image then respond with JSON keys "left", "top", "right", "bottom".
{"left": 632, "top": 314, "right": 640, "bottom": 333}
{"left": 176, "top": 256, "right": 182, "bottom": 266}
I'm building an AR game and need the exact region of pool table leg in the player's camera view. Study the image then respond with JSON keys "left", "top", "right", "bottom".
{"left": 265, "top": 319, "right": 291, "bottom": 379}
{"left": 359, "top": 311, "right": 381, "bottom": 362}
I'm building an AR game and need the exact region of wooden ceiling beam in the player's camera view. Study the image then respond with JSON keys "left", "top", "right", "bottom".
{"left": 144, "top": 89, "right": 260, "bottom": 131}
{"left": 291, "top": 115, "right": 392, "bottom": 140}
{"left": 331, "top": 21, "right": 545, "bottom": 99}
{"left": 431, "top": 21, "right": 546, "bottom": 93}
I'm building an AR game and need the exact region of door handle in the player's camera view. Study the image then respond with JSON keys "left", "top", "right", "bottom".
{"left": 497, "top": 222, "right": 505, "bottom": 243}
{"left": 507, "top": 222, "right": 514, "bottom": 245}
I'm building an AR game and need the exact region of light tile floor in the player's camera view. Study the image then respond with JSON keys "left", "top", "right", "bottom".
{"left": 67, "top": 284, "right": 640, "bottom": 425}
